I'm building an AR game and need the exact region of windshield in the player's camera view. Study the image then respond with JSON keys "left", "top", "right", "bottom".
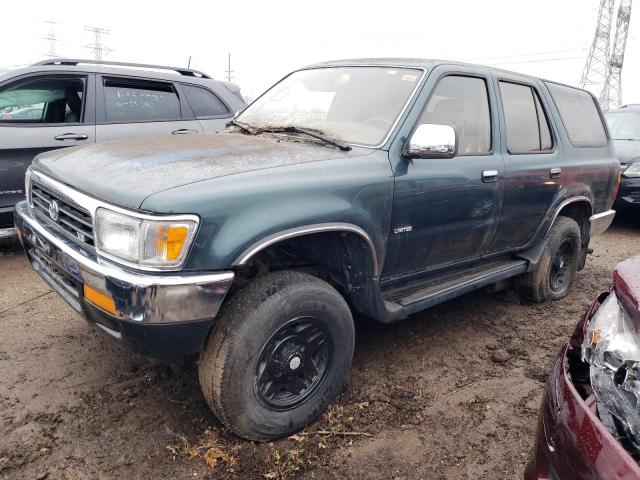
{"left": 605, "top": 111, "right": 640, "bottom": 140}
{"left": 236, "top": 66, "right": 423, "bottom": 146}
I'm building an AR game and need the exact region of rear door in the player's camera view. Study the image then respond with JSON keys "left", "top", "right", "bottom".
{"left": 178, "top": 83, "right": 233, "bottom": 133}
{"left": 95, "top": 75, "right": 203, "bottom": 142}
{"left": 0, "top": 72, "right": 96, "bottom": 227}
{"left": 490, "top": 74, "right": 565, "bottom": 252}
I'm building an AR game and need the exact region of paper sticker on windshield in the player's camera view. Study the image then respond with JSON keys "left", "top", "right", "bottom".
{"left": 387, "top": 70, "right": 397, "bottom": 75}
{"left": 401, "top": 74, "right": 418, "bottom": 82}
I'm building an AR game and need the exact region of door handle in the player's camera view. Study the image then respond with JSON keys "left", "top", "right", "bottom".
{"left": 482, "top": 170, "right": 499, "bottom": 182}
{"left": 549, "top": 167, "right": 562, "bottom": 179}
{"left": 54, "top": 133, "right": 89, "bottom": 141}
{"left": 172, "top": 129, "right": 198, "bottom": 135}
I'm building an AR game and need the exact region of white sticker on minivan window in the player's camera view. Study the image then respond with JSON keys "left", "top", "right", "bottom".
{"left": 401, "top": 74, "right": 418, "bottom": 82}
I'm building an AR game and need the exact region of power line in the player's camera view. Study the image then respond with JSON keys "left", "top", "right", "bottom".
{"left": 469, "top": 47, "right": 588, "bottom": 62}
{"left": 488, "top": 56, "right": 586, "bottom": 66}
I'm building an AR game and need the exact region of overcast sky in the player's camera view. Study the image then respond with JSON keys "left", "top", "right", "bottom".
{"left": 3, "top": 0, "right": 639, "bottom": 103}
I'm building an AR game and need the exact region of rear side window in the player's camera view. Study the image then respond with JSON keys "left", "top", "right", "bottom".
{"left": 103, "top": 78, "right": 181, "bottom": 123}
{"left": 0, "top": 76, "right": 85, "bottom": 124}
{"left": 182, "top": 84, "right": 229, "bottom": 118}
{"left": 546, "top": 82, "right": 607, "bottom": 147}
{"left": 420, "top": 75, "right": 491, "bottom": 155}
{"left": 499, "top": 81, "right": 552, "bottom": 152}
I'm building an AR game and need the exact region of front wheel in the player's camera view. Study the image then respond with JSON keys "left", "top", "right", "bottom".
{"left": 198, "top": 271, "right": 355, "bottom": 441}
{"left": 516, "top": 216, "right": 581, "bottom": 302}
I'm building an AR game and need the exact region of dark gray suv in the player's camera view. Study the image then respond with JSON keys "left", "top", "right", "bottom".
{"left": 0, "top": 58, "right": 246, "bottom": 237}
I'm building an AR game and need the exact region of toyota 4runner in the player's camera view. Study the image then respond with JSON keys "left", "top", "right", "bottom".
{"left": 14, "top": 59, "right": 619, "bottom": 441}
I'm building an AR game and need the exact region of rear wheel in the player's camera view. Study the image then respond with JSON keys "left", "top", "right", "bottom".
{"left": 198, "top": 271, "right": 354, "bottom": 441}
{"left": 516, "top": 216, "right": 581, "bottom": 302}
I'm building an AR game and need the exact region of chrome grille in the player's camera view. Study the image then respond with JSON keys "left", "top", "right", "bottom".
{"left": 31, "top": 182, "right": 95, "bottom": 246}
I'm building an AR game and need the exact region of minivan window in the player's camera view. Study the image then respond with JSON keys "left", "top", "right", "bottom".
{"left": 547, "top": 82, "right": 607, "bottom": 147}
{"left": 420, "top": 75, "right": 491, "bottom": 155}
{"left": 103, "top": 79, "right": 181, "bottom": 123}
{"left": 0, "top": 77, "right": 85, "bottom": 124}
{"left": 499, "top": 81, "right": 552, "bottom": 152}
{"left": 182, "top": 84, "right": 229, "bottom": 118}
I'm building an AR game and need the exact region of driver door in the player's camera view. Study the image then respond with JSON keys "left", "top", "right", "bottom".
{"left": 382, "top": 66, "right": 504, "bottom": 281}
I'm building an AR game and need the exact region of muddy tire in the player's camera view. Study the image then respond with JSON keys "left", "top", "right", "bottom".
{"left": 198, "top": 271, "right": 355, "bottom": 441}
{"left": 516, "top": 216, "right": 581, "bottom": 302}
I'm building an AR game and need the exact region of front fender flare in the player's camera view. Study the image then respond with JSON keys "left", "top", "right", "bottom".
{"left": 232, "top": 222, "right": 380, "bottom": 277}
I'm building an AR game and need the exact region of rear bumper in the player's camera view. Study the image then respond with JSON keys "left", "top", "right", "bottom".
{"left": 525, "top": 294, "right": 640, "bottom": 480}
{"left": 589, "top": 209, "right": 616, "bottom": 236}
{"left": 14, "top": 201, "right": 234, "bottom": 356}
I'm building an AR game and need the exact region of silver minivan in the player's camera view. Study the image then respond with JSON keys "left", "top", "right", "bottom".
{"left": 0, "top": 58, "right": 246, "bottom": 237}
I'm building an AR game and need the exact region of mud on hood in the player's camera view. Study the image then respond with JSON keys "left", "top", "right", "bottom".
{"left": 33, "top": 132, "right": 363, "bottom": 210}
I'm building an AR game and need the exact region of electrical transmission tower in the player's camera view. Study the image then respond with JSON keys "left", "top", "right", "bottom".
{"left": 601, "top": 0, "right": 633, "bottom": 108}
{"left": 225, "top": 53, "right": 234, "bottom": 84}
{"left": 581, "top": 0, "right": 633, "bottom": 109}
{"left": 42, "top": 20, "right": 59, "bottom": 58}
{"left": 84, "top": 26, "right": 112, "bottom": 61}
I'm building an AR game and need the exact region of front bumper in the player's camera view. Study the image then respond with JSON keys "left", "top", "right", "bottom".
{"left": 14, "top": 201, "right": 234, "bottom": 356}
{"left": 525, "top": 294, "right": 640, "bottom": 480}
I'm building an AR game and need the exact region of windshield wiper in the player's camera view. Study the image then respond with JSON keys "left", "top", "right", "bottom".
{"left": 260, "top": 126, "right": 352, "bottom": 151}
{"left": 227, "top": 119, "right": 258, "bottom": 135}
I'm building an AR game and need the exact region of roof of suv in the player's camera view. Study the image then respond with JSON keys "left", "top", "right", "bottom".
{"left": 305, "top": 57, "right": 578, "bottom": 88}
{"left": 0, "top": 58, "right": 243, "bottom": 100}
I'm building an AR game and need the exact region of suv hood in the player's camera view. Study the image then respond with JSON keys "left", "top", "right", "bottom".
{"left": 33, "top": 132, "right": 364, "bottom": 209}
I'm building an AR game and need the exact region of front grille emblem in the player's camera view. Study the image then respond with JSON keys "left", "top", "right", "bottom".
{"left": 48, "top": 200, "right": 60, "bottom": 222}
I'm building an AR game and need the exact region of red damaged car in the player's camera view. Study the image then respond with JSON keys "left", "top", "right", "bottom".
{"left": 526, "top": 257, "right": 640, "bottom": 479}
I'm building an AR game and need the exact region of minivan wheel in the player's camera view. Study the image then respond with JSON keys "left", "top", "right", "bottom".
{"left": 198, "top": 271, "right": 355, "bottom": 441}
{"left": 516, "top": 216, "right": 581, "bottom": 302}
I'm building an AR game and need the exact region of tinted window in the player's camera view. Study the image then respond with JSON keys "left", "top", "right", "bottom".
{"left": 420, "top": 76, "right": 491, "bottom": 154}
{"left": 0, "top": 77, "right": 85, "bottom": 124}
{"left": 547, "top": 82, "right": 607, "bottom": 147}
{"left": 103, "top": 79, "right": 180, "bottom": 122}
{"left": 182, "top": 84, "right": 229, "bottom": 117}
{"left": 499, "top": 82, "right": 552, "bottom": 152}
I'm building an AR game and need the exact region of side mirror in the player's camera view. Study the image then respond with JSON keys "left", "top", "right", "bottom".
{"left": 404, "top": 124, "right": 457, "bottom": 159}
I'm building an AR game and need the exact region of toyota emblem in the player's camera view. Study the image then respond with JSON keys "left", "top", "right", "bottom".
{"left": 48, "top": 200, "right": 59, "bottom": 222}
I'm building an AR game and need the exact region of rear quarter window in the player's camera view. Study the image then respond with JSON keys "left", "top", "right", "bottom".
{"left": 546, "top": 82, "right": 608, "bottom": 147}
{"left": 182, "top": 84, "right": 229, "bottom": 118}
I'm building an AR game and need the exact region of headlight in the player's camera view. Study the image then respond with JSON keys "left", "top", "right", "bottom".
{"left": 94, "top": 208, "right": 198, "bottom": 269}
{"left": 623, "top": 162, "right": 640, "bottom": 178}
{"left": 582, "top": 292, "right": 640, "bottom": 438}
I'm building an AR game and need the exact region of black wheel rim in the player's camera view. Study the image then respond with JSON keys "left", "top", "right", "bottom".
{"left": 254, "top": 316, "right": 333, "bottom": 411}
{"left": 550, "top": 239, "right": 574, "bottom": 292}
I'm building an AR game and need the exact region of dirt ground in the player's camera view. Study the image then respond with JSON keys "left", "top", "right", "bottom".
{"left": 1, "top": 213, "right": 639, "bottom": 480}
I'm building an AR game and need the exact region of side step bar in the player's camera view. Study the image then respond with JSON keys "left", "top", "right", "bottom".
{"left": 382, "top": 260, "right": 528, "bottom": 319}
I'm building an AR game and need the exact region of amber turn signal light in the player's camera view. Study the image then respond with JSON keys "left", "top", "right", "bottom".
{"left": 83, "top": 284, "right": 117, "bottom": 315}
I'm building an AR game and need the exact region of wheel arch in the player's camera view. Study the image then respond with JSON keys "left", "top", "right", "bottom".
{"left": 554, "top": 196, "right": 593, "bottom": 249}
{"left": 232, "top": 222, "right": 380, "bottom": 277}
